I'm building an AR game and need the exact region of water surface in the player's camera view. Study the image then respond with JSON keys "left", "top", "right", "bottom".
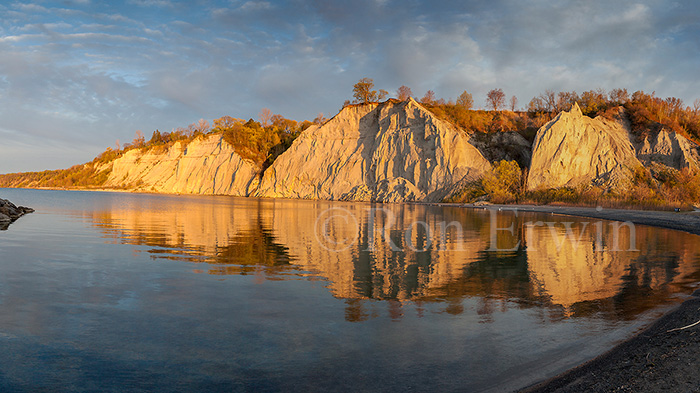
{"left": 1, "top": 188, "right": 699, "bottom": 392}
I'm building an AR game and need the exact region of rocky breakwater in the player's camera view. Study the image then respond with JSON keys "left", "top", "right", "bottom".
{"left": 103, "top": 134, "right": 260, "bottom": 196}
{"left": 0, "top": 198, "right": 33, "bottom": 230}
{"left": 255, "top": 98, "right": 491, "bottom": 202}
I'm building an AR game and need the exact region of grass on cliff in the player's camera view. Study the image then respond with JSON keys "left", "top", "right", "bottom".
{"left": 448, "top": 160, "right": 700, "bottom": 210}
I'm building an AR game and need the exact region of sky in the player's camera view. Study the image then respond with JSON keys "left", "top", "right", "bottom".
{"left": 1, "top": 0, "right": 700, "bottom": 173}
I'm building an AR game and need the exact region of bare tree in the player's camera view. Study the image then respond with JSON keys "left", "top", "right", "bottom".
{"left": 313, "top": 113, "right": 327, "bottom": 124}
{"left": 486, "top": 88, "right": 506, "bottom": 111}
{"left": 456, "top": 91, "right": 474, "bottom": 110}
{"left": 609, "top": 88, "right": 630, "bottom": 105}
{"left": 194, "top": 119, "right": 209, "bottom": 133}
{"left": 397, "top": 85, "right": 413, "bottom": 101}
{"left": 259, "top": 108, "right": 273, "bottom": 127}
{"left": 540, "top": 89, "right": 557, "bottom": 112}
{"left": 509, "top": 95, "right": 518, "bottom": 111}
{"left": 133, "top": 130, "right": 145, "bottom": 147}
{"left": 421, "top": 90, "right": 436, "bottom": 105}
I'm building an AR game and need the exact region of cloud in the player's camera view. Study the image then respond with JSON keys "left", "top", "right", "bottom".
{"left": 2, "top": 0, "right": 700, "bottom": 172}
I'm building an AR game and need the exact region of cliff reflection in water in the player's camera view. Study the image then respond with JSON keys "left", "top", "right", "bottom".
{"left": 91, "top": 197, "right": 700, "bottom": 321}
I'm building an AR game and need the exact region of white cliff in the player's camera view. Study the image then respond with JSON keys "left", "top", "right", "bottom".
{"left": 635, "top": 128, "right": 700, "bottom": 172}
{"left": 255, "top": 98, "right": 491, "bottom": 202}
{"left": 527, "top": 103, "right": 642, "bottom": 191}
{"left": 103, "top": 134, "right": 259, "bottom": 196}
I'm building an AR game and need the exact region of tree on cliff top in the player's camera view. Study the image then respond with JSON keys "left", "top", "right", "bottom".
{"left": 353, "top": 78, "right": 387, "bottom": 104}
{"left": 486, "top": 88, "right": 506, "bottom": 111}
{"left": 397, "top": 85, "right": 412, "bottom": 101}
{"left": 456, "top": 91, "right": 474, "bottom": 110}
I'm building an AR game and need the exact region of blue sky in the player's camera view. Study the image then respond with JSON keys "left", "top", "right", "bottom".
{"left": 1, "top": 0, "right": 700, "bottom": 172}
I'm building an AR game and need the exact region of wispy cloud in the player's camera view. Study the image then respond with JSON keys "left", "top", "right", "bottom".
{"left": 1, "top": 0, "right": 700, "bottom": 173}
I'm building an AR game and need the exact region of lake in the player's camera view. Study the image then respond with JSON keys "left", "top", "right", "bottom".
{"left": 0, "top": 188, "right": 699, "bottom": 392}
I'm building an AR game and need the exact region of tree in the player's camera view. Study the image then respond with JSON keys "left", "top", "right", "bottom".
{"left": 482, "top": 160, "right": 523, "bottom": 203}
{"left": 397, "top": 85, "right": 413, "bottom": 101}
{"left": 456, "top": 91, "right": 474, "bottom": 110}
{"left": 556, "top": 91, "right": 579, "bottom": 112}
{"left": 528, "top": 97, "right": 547, "bottom": 113}
{"left": 353, "top": 77, "right": 384, "bottom": 104}
{"left": 132, "top": 130, "right": 145, "bottom": 147}
{"left": 213, "top": 116, "right": 243, "bottom": 130}
{"left": 540, "top": 89, "right": 557, "bottom": 112}
{"left": 259, "top": 108, "right": 273, "bottom": 127}
{"left": 421, "top": 90, "right": 436, "bottom": 105}
{"left": 313, "top": 113, "right": 327, "bottom": 124}
{"left": 509, "top": 95, "right": 518, "bottom": 111}
{"left": 486, "top": 88, "right": 506, "bottom": 111}
{"left": 609, "top": 88, "right": 629, "bottom": 105}
{"left": 194, "top": 118, "right": 210, "bottom": 133}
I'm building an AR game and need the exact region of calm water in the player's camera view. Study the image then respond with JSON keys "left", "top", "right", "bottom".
{"left": 1, "top": 188, "right": 699, "bottom": 392}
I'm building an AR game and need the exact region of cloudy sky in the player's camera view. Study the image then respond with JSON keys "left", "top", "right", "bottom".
{"left": 1, "top": 0, "right": 699, "bottom": 172}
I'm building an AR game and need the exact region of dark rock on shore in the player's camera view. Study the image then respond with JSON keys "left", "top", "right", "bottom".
{"left": 0, "top": 198, "right": 34, "bottom": 230}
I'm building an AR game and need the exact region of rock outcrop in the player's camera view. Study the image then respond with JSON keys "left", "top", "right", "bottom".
{"left": 103, "top": 134, "right": 260, "bottom": 196}
{"left": 527, "top": 104, "right": 642, "bottom": 191}
{"left": 0, "top": 198, "right": 33, "bottom": 229}
{"left": 634, "top": 129, "right": 700, "bottom": 173}
{"left": 255, "top": 98, "right": 491, "bottom": 202}
{"left": 469, "top": 131, "right": 532, "bottom": 168}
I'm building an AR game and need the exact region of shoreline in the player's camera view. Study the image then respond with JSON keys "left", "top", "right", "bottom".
{"left": 477, "top": 204, "right": 700, "bottom": 392}
{"left": 520, "top": 291, "right": 700, "bottom": 392}
{"left": 474, "top": 203, "right": 700, "bottom": 236}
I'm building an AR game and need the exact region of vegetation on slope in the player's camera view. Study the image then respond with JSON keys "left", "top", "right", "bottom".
{"left": 447, "top": 159, "right": 700, "bottom": 210}
{"left": 0, "top": 112, "right": 315, "bottom": 189}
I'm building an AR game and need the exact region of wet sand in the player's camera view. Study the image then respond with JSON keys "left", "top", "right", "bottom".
{"left": 480, "top": 204, "right": 700, "bottom": 392}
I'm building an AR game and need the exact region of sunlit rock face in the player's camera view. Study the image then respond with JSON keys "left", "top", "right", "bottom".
{"left": 103, "top": 134, "right": 259, "bottom": 196}
{"left": 634, "top": 128, "right": 700, "bottom": 172}
{"left": 527, "top": 104, "right": 642, "bottom": 191}
{"left": 255, "top": 98, "right": 492, "bottom": 202}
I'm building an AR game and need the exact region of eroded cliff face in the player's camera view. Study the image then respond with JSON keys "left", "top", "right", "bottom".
{"left": 103, "top": 134, "right": 259, "bottom": 196}
{"left": 527, "top": 103, "right": 700, "bottom": 191}
{"left": 527, "top": 104, "right": 642, "bottom": 191}
{"left": 634, "top": 129, "right": 700, "bottom": 172}
{"left": 255, "top": 98, "right": 491, "bottom": 202}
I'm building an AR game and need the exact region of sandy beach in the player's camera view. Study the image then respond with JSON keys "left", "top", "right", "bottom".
{"left": 489, "top": 204, "right": 700, "bottom": 392}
